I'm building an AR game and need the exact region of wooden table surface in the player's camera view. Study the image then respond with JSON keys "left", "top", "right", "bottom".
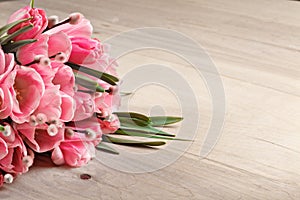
{"left": 0, "top": 0, "right": 300, "bottom": 199}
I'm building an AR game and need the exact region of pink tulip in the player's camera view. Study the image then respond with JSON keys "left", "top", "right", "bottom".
{"left": 72, "top": 116, "right": 103, "bottom": 144}
{"left": 0, "top": 137, "right": 8, "bottom": 160}
{"left": 29, "top": 62, "right": 57, "bottom": 87}
{"left": 72, "top": 92, "right": 95, "bottom": 121}
{"left": 75, "top": 43, "right": 119, "bottom": 75}
{"left": 45, "top": 16, "right": 92, "bottom": 39}
{"left": 10, "top": 66, "right": 45, "bottom": 123}
{"left": 52, "top": 63, "right": 75, "bottom": 96}
{"left": 7, "top": 6, "right": 48, "bottom": 41}
{"left": 32, "top": 63, "right": 76, "bottom": 122}
{"left": 33, "top": 86, "right": 62, "bottom": 121}
{"left": 60, "top": 92, "right": 75, "bottom": 122}
{"left": 94, "top": 89, "right": 121, "bottom": 117}
{"left": 17, "top": 32, "right": 72, "bottom": 66}
{"left": 0, "top": 85, "right": 13, "bottom": 119}
{"left": 51, "top": 63, "right": 76, "bottom": 121}
{"left": 0, "top": 49, "right": 16, "bottom": 119}
{"left": 51, "top": 137, "right": 96, "bottom": 167}
{"left": 51, "top": 117, "right": 102, "bottom": 167}
{"left": 0, "top": 124, "right": 33, "bottom": 174}
{"left": 98, "top": 114, "right": 120, "bottom": 134}
{"left": 16, "top": 122, "right": 64, "bottom": 153}
{"left": 0, "top": 49, "right": 15, "bottom": 81}
{"left": 16, "top": 34, "right": 49, "bottom": 65}
{"left": 69, "top": 37, "right": 103, "bottom": 65}
{"left": 47, "top": 31, "right": 72, "bottom": 59}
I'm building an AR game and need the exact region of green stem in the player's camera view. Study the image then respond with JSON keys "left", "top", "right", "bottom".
{"left": 30, "top": 0, "right": 35, "bottom": 8}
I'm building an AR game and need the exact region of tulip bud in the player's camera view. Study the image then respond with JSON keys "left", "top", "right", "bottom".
{"left": 47, "top": 124, "right": 58, "bottom": 136}
{"left": 36, "top": 113, "right": 47, "bottom": 124}
{"left": 85, "top": 128, "right": 96, "bottom": 139}
{"left": 34, "top": 55, "right": 50, "bottom": 66}
{"left": 106, "top": 86, "right": 117, "bottom": 95}
{"left": 22, "top": 156, "right": 33, "bottom": 168}
{"left": 29, "top": 115, "right": 38, "bottom": 126}
{"left": 65, "top": 128, "right": 75, "bottom": 138}
{"left": 55, "top": 52, "right": 67, "bottom": 63}
{"left": 47, "top": 15, "right": 59, "bottom": 28}
{"left": 4, "top": 174, "right": 13, "bottom": 184}
{"left": 69, "top": 13, "right": 82, "bottom": 25}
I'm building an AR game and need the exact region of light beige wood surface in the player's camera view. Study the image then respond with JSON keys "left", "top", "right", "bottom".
{"left": 0, "top": 0, "right": 300, "bottom": 199}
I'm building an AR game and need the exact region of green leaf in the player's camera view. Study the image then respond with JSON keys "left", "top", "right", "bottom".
{"left": 96, "top": 142, "right": 119, "bottom": 155}
{"left": 0, "top": 17, "right": 32, "bottom": 37}
{"left": 119, "top": 125, "right": 175, "bottom": 137}
{"left": 66, "top": 62, "right": 119, "bottom": 85}
{"left": 101, "top": 71, "right": 119, "bottom": 82}
{"left": 74, "top": 73, "right": 105, "bottom": 92}
{"left": 103, "top": 135, "right": 166, "bottom": 146}
{"left": 118, "top": 116, "right": 149, "bottom": 126}
{"left": 30, "top": 0, "right": 35, "bottom": 8}
{"left": 149, "top": 116, "right": 183, "bottom": 126}
{"left": 114, "top": 112, "right": 151, "bottom": 123}
{"left": 2, "top": 39, "right": 37, "bottom": 53}
{"left": 115, "top": 129, "right": 190, "bottom": 141}
{"left": 0, "top": 24, "right": 33, "bottom": 44}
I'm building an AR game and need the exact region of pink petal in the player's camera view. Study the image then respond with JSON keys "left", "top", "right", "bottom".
{"left": 51, "top": 147, "right": 65, "bottom": 165}
{"left": 60, "top": 92, "right": 75, "bottom": 122}
{"left": 16, "top": 34, "right": 49, "bottom": 65}
{"left": 0, "top": 137, "right": 8, "bottom": 160}
{"left": 48, "top": 31, "right": 72, "bottom": 59}
{"left": 34, "top": 85, "right": 62, "bottom": 120}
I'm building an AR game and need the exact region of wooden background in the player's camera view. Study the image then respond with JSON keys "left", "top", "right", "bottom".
{"left": 0, "top": 0, "right": 300, "bottom": 199}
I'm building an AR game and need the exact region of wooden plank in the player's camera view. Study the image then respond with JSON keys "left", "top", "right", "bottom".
{"left": 0, "top": 0, "right": 299, "bottom": 199}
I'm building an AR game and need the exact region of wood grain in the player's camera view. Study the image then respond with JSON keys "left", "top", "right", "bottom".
{"left": 0, "top": 0, "right": 299, "bottom": 199}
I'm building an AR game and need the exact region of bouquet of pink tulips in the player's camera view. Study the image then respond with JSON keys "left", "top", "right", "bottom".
{"left": 0, "top": 0, "right": 182, "bottom": 187}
